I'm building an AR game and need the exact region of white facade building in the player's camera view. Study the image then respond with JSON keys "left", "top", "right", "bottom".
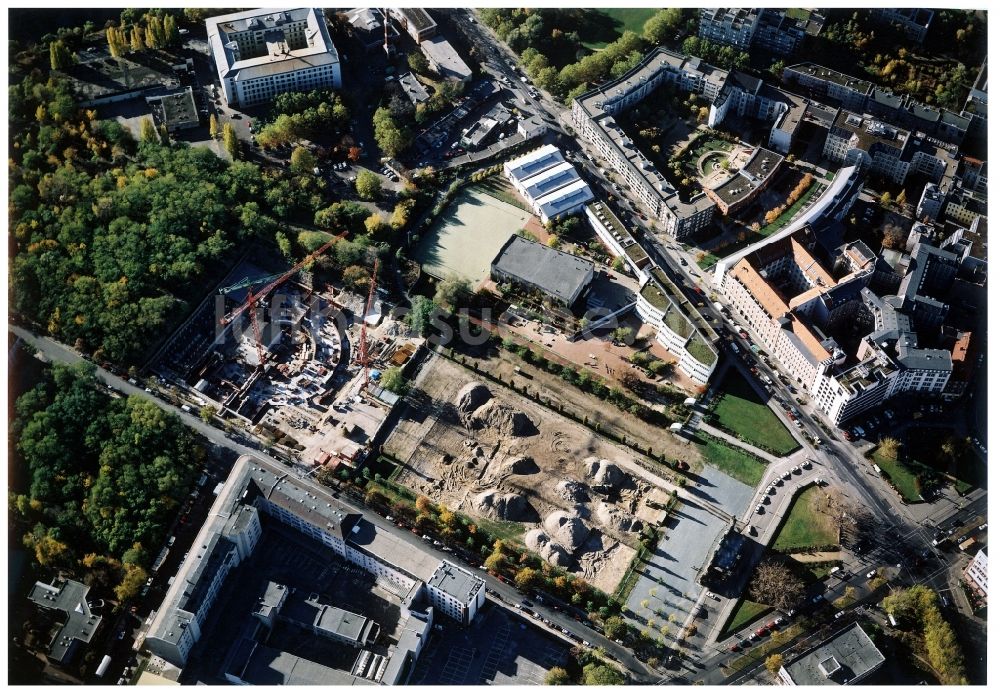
{"left": 207, "top": 8, "right": 341, "bottom": 108}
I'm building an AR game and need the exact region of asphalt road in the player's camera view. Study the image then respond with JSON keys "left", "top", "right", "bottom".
{"left": 10, "top": 323, "right": 657, "bottom": 683}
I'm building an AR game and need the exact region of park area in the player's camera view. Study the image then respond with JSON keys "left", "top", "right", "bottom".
{"left": 414, "top": 185, "right": 530, "bottom": 286}
{"left": 707, "top": 371, "right": 799, "bottom": 456}
{"left": 771, "top": 485, "right": 840, "bottom": 552}
{"left": 581, "top": 8, "right": 658, "bottom": 50}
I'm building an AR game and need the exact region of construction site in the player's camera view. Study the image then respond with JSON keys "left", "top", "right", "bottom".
{"left": 154, "top": 245, "right": 423, "bottom": 474}
{"left": 384, "top": 354, "right": 677, "bottom": 594}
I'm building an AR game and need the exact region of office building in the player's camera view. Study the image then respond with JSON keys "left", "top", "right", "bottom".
{"left": 27, "top": 579, "right": 102, "bottom": 665}
{"left": 777, "top": 623, "right": 885, "bottom": 684}
{"left": 207, "top": 8, "right": 342, "bottom": 108}
{"left": 145, "top": 455, "right": 483, "bottom": 670}
{"left": 146, "top": 86, "right": 199, "bottom": 132}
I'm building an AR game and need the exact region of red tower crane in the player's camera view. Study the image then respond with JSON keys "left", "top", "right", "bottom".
{"left": 356, "top": 258, "right": 379, "bottom": 391}
{"left": 219, "top": 232, "right": 347, "bottom": 367}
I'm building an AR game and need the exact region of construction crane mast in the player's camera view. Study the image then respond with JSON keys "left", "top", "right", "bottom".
{"left": 356, "top": 258, "right": 379, "bottom": 391}
{"left": 219, "top": 232, "right": 346, "bottom": 367}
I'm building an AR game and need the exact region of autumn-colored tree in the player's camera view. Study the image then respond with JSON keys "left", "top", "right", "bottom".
{"left": 764, "top": 654, "right": 784, "bottom": 675}
{"left": 877, "top": 436, "right": 901, "bottom": 461}
{"left": 347, "top": 146, "right": 363, "bottom": 162}
{"left": 514, "top": 566, "right": 540, "bottom": 590}
{"left": 115, "top": 563, "right": 148, "bottom": 601}
{"left": 484, "top": 552, "right": 506, "bottom": 573}
{"left": 415, "top": 495, "right": 432, "bottom": 514}
{"left": 139, "top": 116, "right": 159, "bottom": 144}
{"left": 209, "top": 114, "right": 219, "bottom": 139}
{"left": 749, "top": 560, "right": 804, "bottom": 612}
{"left": 222, "top": 122, "right": 239, "bottom": 159}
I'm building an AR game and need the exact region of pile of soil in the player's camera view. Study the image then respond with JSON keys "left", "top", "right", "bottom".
{"left": 468, "top": 399, "right": 536, "bottom": 436}
{"left": 554, "top": 480, "right": 589, "bottom": 504}
{"left": 595, "top": 501, "right": 643, "bottom": 534}
{"left": 525, "top": 529, "right": 571, "bottom": 567}
{"left": 455, "top": 382, "right": 492, "bottom": 414}
{"left": 543, "top": 509, "right": 591, "bottom": 552}
{"left": 586, "top": 457, "right": 628, "bottom": 489}
{"left": 473, "top": 489, "right": 537, "bottom": 522}
{"left": 504, "top": 456, "right": 539, "bottom": 475}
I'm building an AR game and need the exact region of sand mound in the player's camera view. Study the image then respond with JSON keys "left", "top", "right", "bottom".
{"left": 455, "top": 382, "right": 492, "bottom": 414}
{"left": 473, "top": 490, "right": 536, "bottom": 522}
{"left": 554, "top": 480, "right": 589, "bottom": 503}
{"left": 524, "top": 529, "right": 571, "bottom": 567}
{"left": 469, "top": 399, "right": 536, "bottom": 436}
{"left": 543, "top": 510, "right": 591, "bottom": 552}
{"left": 585, "top": 458, "right": 627, "bottom": 489}
{"left": 504, "top": 456, "right": 539, "bottom": 475}
{"left": 595, "top": 502, "right": 643, "bottom": 534}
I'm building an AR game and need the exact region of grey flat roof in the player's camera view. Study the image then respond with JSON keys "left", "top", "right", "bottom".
{"left": 346, "top": 519, "right": 440, "bottom": 582}
{"left": 782, "top": 623, "right": 885, "bottom": 684}
{"left": 28, "top": 579, "right": 101, "bottom": 663}
{"left": 148, "top": 87, "right": 198, "bottom": 127}
{"left": 491, "top": 235, "right": 594, "bottom": 303}
{"left": 421, "top": 36, "right": 472, "bottom": 80}
{"left": 428, "top": 561, "right": 483, "bottom": 602}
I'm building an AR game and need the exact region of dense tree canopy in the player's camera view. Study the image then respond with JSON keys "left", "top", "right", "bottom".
{"left": 11, "top": 362, "right": 205, "bottom": 566}
{"left": 256, "top": 89, "right": 350, "bottom": 149}
{"left": 9, "top": 73, "right": 320, "bottom": 363}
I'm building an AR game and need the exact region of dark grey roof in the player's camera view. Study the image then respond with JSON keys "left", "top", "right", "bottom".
{"left": 280, "top": 588, "right": 373, "bottom": 644}
{"left": 781, "top": 623, "right": 885, "bottom": 684}
{"left": 896, "top": 344, "right": 953, "bottom": 372}
{"left": 491, "top": 236, "right": 594, "bottom": 303}
{"left": 28, "top": 580, "right": 101, "bottom": 663}
{"left": 235, "top": 641, "right": 374, "bottom": 685}
{"left": 427, "top": 561, "right": 483, "bottom": 603}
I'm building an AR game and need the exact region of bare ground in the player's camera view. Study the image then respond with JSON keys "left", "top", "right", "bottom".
{"left": 461, "top": 345, "right": 705, "bottom": 470}
{"left": 385, "top": 353, "right": 648, "bottom": 593}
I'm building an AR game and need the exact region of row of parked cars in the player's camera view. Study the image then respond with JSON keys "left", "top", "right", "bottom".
{"left": 842, "top": 407, "right": 895, "bottom": 441}
{"left": 757, "top": 461, "right": 812, "bottom": 514}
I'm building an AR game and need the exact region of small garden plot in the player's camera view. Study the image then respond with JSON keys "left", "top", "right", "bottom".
{"left": 693, "top": 431, "right": 767, "bottom": 487}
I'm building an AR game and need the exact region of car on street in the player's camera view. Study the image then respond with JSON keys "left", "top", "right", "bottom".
{"left": 834, "top": 610, "right": 846, "bottom": 619}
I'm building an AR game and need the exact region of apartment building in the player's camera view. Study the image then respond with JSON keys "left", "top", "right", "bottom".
{"left": 699, "top": 8, "right": 759, "bottom": 50}
{"left": 916, "top": 182, "right": 946, "bottom": 222}
{"left": 784, "top": 63, "right": 972, "bottom": 145}
{"left": 207, "top": 8, "right": 341, "bottom": 108}
{"left": 635, "top": 270, "right": 719, "bottom": 385}
{"left": 704, "top": 147, "right": 784, "bottom": 215}
{"left": 822, "top": 110, "right": 955, "bottom": 185}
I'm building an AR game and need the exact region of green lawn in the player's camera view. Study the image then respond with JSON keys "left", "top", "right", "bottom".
{"left": 870, "top": 447, "right": 923, "bottom": 502}
{"left": 475, "top": 516, "right": 528, "bottom": 543}
{"left": 581, "top": 8, "right": 658, "bottom": 50}
{"left": 710, "top": 371, "right": 800, "bottom": 456}
{"left": 721, "top": 599, "right": 771, "bottom": 638}
{"left": 761, "top": 180, "right": 823, "bottom": 236}
{"left": 772, "top": 486, "right": 840, "bottom": 551}
{"left": 694, "top": 431, "right": 768, "bottom": 486}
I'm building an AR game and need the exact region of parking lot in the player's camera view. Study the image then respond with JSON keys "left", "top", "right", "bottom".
{"left": 409, "top": 603, "right": 571, "bottom": 685}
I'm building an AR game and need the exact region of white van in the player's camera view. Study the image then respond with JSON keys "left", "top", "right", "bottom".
{"left": 181, "top": 404, "right": 192, "bottom": 413}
